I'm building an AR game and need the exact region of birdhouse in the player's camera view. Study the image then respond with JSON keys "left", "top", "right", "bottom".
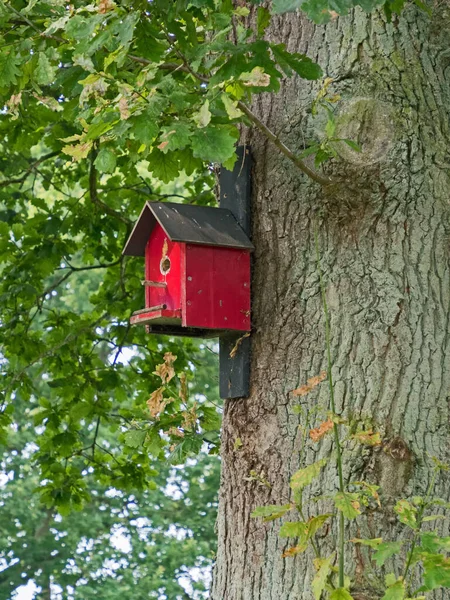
{"left": 123, "top": 202, "right": 254, "bottom": 336}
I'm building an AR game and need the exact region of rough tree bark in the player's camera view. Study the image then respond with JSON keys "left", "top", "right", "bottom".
{"left": 212, "top": 5, "right": 450, "bottom": 600}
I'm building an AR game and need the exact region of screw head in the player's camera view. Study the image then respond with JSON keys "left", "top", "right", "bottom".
{"left": 187, "top": 276, "right": 192, "bottom": 281}
{"left": 187, "top": 300, "right": 192, "bottom": 306}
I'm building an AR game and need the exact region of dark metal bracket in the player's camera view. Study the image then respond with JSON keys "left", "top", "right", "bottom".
{"left": 219, "top": 146, "right": 252, "bottom": 399}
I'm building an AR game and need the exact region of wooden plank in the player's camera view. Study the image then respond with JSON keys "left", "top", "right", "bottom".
{"left": 218, "top": 146, "right": 252, "bottom": 399}
{"left": 132, "top": 305, "right": 167, "bottom": 316}
{"left": 141, "top": 280, "right": 167, "bottom": 288}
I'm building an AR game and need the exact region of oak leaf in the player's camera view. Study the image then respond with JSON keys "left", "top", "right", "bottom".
{"left": 147, "top": 387, "right": 166, "bottom": 419}
{"left": 309, "top": 418, "right": 334, "bottom": 442}
{"left": 292, "top": 371, "right": 327, "bottom": 397}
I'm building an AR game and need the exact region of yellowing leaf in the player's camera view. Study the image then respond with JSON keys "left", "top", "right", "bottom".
{"left": 193, "top": 100, "right": 211, "bottom": 128}
{"left": 312, "top": 554, "right": 334, "bottom": 600}
{"left": 62, "top": 141, "right": 93, "bottom": 161}
{"left": 330, "top": 588, "right": 354, "bottom": 600}
{"left": 334, "top": 492, "right": 361, "bottom": 519}
{"left": 352, "top": 429, "right": 382, "bottom": 446}
{"left": 240, "top": 66, "right": 271, "bottom": 87}
{"left": 33, "top": 94, "right": 63, "bottom": 112}
{"left": 251, "top": 504, "right": 293, "bottom": 521}
{"left": 282, "top": 544, "right": 308, "bottom": 557}
{"left": 221, "top": 94, "right": 244, "bottom": 119}
{"left": 233, "top": 437, "right": 243, "bottom": 451}
{"left": 290, "top": 458, "right": 327, "bottom": 492}
{"left": 394, "top": 499, "right": 418, "bottom": 529}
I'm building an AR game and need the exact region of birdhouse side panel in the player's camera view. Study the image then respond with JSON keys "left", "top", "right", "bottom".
{"left": 145, "top": 224, "right": 182, "bottom": 312}
{"left": 182, "top": 245, "right": 251, "bottom": 331}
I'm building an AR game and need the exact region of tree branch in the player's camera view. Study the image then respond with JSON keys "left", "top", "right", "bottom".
{"left": 0, "top": 151, "right": 60, "bottom": 189}
{"left": 236, "top": 101, "right": 333, "bottom": 186}
{"left": 5, "top": 4, "right": 65, "bottom": 43}
{"left": 137, "top": 42, "right": 333, "bottom": 186}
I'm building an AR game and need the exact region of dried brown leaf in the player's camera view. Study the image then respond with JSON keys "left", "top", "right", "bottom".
{"left": 229, "top": 332, "right": 250, "bottom": 358}
{"left": 292, "top": 371, "right": 327, "bottom": 397}
{"left": 147, "top": 387, "right": 166, "bottom": 419}
{"left": 309, "top": 419, "right": 334, "bottom": 442}
{"left": 282, "top": 544, "right": 307, "bottom": 558}
{"left": 118, "top": 96, "right": 130, "bottom": 120}
{"left": 167, "top": 427, "right": 184, "bottom": 438}
{"left": 98, "top": 0, "right": 116, "bottom": 14}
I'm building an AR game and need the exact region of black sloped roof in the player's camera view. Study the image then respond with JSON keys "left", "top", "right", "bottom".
{"left": 123, "top": 202, "right": 254, "bottom": 256}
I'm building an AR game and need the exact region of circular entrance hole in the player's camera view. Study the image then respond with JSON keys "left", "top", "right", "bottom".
{"left": 160, "top": 256, "right": 171, "bottom": 275}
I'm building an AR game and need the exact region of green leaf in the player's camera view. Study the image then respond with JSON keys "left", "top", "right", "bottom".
{"left": 325, "top": 115, "right": 336, "bottom": 138}
{"left": 334, "top": 492, "right": 361, "bottom": 520}
{"left": 351, "top": 537, "right": 383, "bottom": 549}
{"left": 251, "top": 504, "right": 293, "bottom": 521}
{"left": 148, "top": 149, "right": 180, "bottom": 183}
{"left": 85, "top": 121, "right": 115, "bottom": 141}
{"left": 373, "top": 542, "right": 403, "bottom": 567}
{"left": 312, "top": 554, "right": 334, "bottom": 600}
{"left": 422, "top": 554, "right": 450, "bottom": 590}
{"left": 271, "top": 44, "right": 322, "bottom": 80}
{"left": 279, "top": 521, "right": 308, "bottom": 538}
{"left": 381, "top": 579, "right": 405, "bottom": 600}
{"left": 308, "top": 514, "right": 332, "bottom": 537}
{"left": 394, "top": 500, "right": 418, "bottom": 529}
{"left": 421, "top": 532, "right": 450, "bottom": 553}
{"left": 35, "top": 52, "right": 57, "bottom": 86}
{"left": 0, "top": 50, "right": 21, "bottom": 87}
{"left": 159, "top": 122, "right": 192, "bottom": 153}
{"left": 422, "top": 514, "right": 446, "bottom": 522}
{"left": 124, "top": 429, "right": 147, "bottom": 448}
{"left": 256, "top": 6, "right": 271, "bottom": 37}
{"left": 131, "top": 113, "right": 159, "bottom": 145}
{"left": 330, "top": 588, "right": 354, "bottom": 600}
{"left": 290, "top": 458, "right": 327, "bottom": 492}
{"left": 299, "top": 144, "right": 321, "bottom": 159}
{"left": 94, "top": 147, "right": 117, "bottom": 174}
{"left": 341, "top": 139, "right": 362, "bottom": 152}
{"left": 191, "top": 125, "right": 238, "bottom": 164}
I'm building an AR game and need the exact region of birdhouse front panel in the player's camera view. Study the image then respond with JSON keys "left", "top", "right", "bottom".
{"left": 182, "top": 244, "right": 251, "bottom": 332}
{"left": 145, "top": 224, "right": 181, "bottom": 312}
{"left": 130, "top": 223, "right": 183, "bottom": 327}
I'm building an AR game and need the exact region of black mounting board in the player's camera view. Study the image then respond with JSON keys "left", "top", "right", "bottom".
{"left": 219, "top": 146, "right": 252, "bottom": 400}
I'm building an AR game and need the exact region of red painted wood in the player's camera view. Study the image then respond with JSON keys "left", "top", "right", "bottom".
{"left": 145, "top": 224, "right": 182, "bottom": 312}
{"left": 131, "top": 308, "right": 182, "bottom": 326}
{"left": 182, "top": 244, "right": 251, "bottom": 331}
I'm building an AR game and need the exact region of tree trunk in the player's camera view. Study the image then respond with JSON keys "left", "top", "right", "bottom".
{"left": 212, "top": 5, "right": 450, "bottom": 599}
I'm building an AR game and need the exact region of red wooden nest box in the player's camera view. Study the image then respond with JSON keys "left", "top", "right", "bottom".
{"left": 123, "top": 202, "right": 254, "bottom": 336}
